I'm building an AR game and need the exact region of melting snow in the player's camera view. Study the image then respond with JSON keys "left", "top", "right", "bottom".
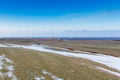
{"left": 34, "top": 76, "right": 45, "bottom": 80}
{"left": 96, "top": 66, "right": 120, "bottom": 77}
{"left": 34, "top": 69, "right": 63, "bottom": 80}
{"left": 0, "top": 54, "right": 17, "bottom": 80}
{"left": 1, "top": 44, "right": 120, "bottom": 77}
{"left": 42, "top": 69, "right": 64, "bottom": 80}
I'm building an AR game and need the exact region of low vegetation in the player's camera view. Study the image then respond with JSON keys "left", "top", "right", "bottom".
{"left": 0, "top": 39, "right": 120, "bottom": 57}
{"left": 0, "top": 47, "right": 119, "bottom": 80}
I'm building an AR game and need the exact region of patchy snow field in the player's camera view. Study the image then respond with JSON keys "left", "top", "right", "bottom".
{"left": 96, "top": 66, "right": 120, "bottom": 77}
{"left": 0, "top": 54, "right": 17, "bottom": 80}
{"left": 42, "top": 69, "right": 63, "bottom": 80}
{"left": 34, "top": 69, "right": 63, "bottom": 80}
{"left": 0, "top": 44, "right": 120, "bottom": 77}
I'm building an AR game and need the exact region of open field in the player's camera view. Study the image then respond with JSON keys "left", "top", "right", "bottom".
{"left": 0, "top": 38, "right": 120, "bottom": 80}
{"left": 0, "top": 38, "right": 120, "bottom": 57}
{"left": 0, "top": 47, "right": 119, "bottom": 80}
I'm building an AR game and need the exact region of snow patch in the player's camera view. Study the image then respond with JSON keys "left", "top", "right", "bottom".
{"left": 42, "top": 69, "right": 64, "bottom": 80}
{"left": 0, "top": 54, "right": 17, "bottom": 80}
{"left": 34, "top": 76, "right": 45, "bottom": 80}
{"left": 96, "top": 66, "right": 120, "bottom": 77}
{"left": 34, "top": 69, "right": 63, "bottom": 80}
{"left": 1, "top": 44, "right": 120, "bottom": 74}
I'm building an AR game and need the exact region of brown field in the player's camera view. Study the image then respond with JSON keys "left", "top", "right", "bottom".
{"left": 0, "top": 38, "right": 120, "bottom": 80}
{"left": 0, "top": 47, "right": 119, "bottom": 80}
{"left": 0, "top": 38, "right": 120, "bottom": 57}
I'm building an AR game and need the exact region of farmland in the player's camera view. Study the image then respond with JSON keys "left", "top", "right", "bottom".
{"left": 0, "top": 38, "right": 120, "bottom": 80}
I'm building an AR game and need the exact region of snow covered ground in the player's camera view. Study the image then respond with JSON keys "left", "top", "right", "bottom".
{"left": 0, "top": 44, "right": 120, "bottom": 77}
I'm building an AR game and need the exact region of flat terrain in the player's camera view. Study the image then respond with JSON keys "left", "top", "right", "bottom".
{"left": 0, "top": 47, "right": 119, "bottom": 80}
{"left": 0, "top": 38, "right": 120, "bottom": 80}
{"left": 0, "top": 38, "right": 120, "bottom": 57}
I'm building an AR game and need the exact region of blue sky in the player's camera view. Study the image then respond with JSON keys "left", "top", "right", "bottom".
{"left": 0, "top": 0, "right": 120, "bottom": 37}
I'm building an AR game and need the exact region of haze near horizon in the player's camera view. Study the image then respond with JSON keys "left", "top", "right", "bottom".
{"left": 0, "top": 0, "right": 120, "bottom": 37}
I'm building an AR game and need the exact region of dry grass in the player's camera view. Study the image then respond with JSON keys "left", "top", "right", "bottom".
{"left": 39, "top": 40, "right": 120, "bottom": 57}
{"left": 0, "top": 47, "right": 119, "bottom": 80}
{"left": 0, "top": 39, "right": 120, "bottom": 57}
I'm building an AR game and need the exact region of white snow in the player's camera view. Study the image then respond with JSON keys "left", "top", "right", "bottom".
{"left": 96, "top": 66, "right": 120, "bottom": 77}
{"left": 6, "top": 65, "right": 14, "bottom": 71}
{"left": 1, "top": 44, "right": 120, "bottom": 77}
{"left": 0, "top": 54, "right": 17, "bottom": 80}
{"left": 34, "top": 76, "right": 45, "bottom": 80}
{"left": 34, "top": 69, "right": 63, "bottom": 80}
{"left": 42, "top": 69, "right": 64, "bottom": 80}
{"left": 4, "top": 57, "right": 13, "bottom": 63}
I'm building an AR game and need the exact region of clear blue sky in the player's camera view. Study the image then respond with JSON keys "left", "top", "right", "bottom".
{"left": 0, "top": 0, "right": 120, "bottom": 37}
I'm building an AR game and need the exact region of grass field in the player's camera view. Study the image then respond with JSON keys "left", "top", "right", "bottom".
{"left": 0, "top": 47, "right": 119, "bottom": 80}
{"left": 0, "top": 38, "right": 120, "bottom": 57}
{"left": 0, "top": 38, "right": 120, "bottom": 80}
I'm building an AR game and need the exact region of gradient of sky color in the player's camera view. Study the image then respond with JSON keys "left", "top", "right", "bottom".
{"left": 0, "top": 0, "right": 120, "bottom": 37}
